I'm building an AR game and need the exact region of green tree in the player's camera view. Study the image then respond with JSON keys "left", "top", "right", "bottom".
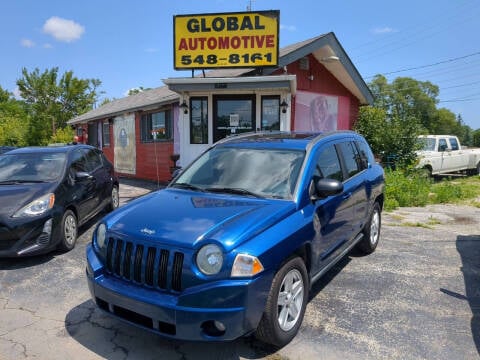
{"left": 432, "top": 108, "right": 458, "bottom": 135}
{"left": 128, "top": 86, "right": 151, "bottom": 96}
{"left": 473, "top": 129, "right": 480, "bottom": 147}
{"left": 355, "top": 106, "right": 422, "bottom": 167}
{"left": 16, "top": 67, "right": 101, "bottom": 145}
{"left": 50, "top": 126, "right": 75, "bottom": 144}
{"left": 361, "top": 75, "right": 479, "bottom": 167}
{"left": 369, "top": 75, "right": 439, "bottom": 131}
{"left": 0, "top": 86, "right": 29, "bottom": 146}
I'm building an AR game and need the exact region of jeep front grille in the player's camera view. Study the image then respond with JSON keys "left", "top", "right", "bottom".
{"left": 105, "top": 238, "right": 184, "bottom": 292}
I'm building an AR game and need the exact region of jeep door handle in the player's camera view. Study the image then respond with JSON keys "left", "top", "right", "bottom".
{"left": 342, "top": 192, "right": 352, "bottom": 200}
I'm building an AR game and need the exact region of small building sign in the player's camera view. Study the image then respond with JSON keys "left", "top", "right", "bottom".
{"left": 173, "top": 10, "right": 279, "bottom": 69}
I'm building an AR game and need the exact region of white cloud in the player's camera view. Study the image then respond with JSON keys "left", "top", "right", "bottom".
{"left": 43, "top": 16, "right": 85, "bottom": 42}
{"left": 371, "top": 27, "right": 397, "bottom": 35}
{"left": 280, "top": 24, "right": 297, "bottom": 32}
{"left": 144, "top": 48, "right": 158, "bottom": 53}
{"left": 21, "top": 38, "right": 35, "bottom": 48}
{"left": 13, "top": 87, "right": 21, "bottom": 99}
{"left": 43, "top": 43, "right": 53, "bottom": 49}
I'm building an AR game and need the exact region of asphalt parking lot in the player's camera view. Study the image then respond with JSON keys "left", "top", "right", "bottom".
{"left": 1, "top": 179, "right": 479, "bottom": 360}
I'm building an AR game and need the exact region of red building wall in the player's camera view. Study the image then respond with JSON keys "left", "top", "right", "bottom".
{"left": 82, "top": 115, "right": 174, "bottom": 183}
{"left": 273, "top": 54, "right": 361, "bottom": 130}
{"left": 121, "top": 112, "right": 174, "bottom": 183}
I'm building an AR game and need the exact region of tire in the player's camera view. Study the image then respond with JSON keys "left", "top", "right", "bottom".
{"left": 58, "top": 209, "right": 77, "bottom": 252}
{"left": 107, "top": 185, "right": 119, "bottom": 212}
{"left": 357, "top": 202, "right": 381, "bottom": 254}
{"left": 255, "top": 257, "right": 308, "bottom": 347}
{"left": 420, "top": 166, "right": 432, "bottom": 178}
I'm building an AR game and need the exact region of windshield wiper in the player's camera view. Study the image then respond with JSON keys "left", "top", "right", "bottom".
{"left": 0, "top": 180, "right": 46, "bottom": 184}
{"left": 170, "top": 182, "right": 205, "bottom": 192}
{"left": 205, "top": 187, "right": 264, "bottom": 198}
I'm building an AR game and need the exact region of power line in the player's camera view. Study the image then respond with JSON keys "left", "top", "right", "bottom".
{"left": 364, "top": 51, "right": 480, "bottom": 79}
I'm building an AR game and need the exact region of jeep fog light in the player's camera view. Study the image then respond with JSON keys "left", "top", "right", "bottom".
{"left": 231, "top": 254, "right": 264, "bottom": 277}
{"left": 196, "top": 244, "right": 223, "bottom": 275}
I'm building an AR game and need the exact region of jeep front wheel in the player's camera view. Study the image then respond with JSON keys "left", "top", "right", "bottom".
{"left": 357, "top": 202, "right": 381, "bottom": 254}
{"left": 255, "top": 257, "right": 308, "bottom": 347}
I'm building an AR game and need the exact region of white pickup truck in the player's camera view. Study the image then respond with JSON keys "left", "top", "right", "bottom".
{"left": 416, "top": 135, "right": 480, "bottom": 176}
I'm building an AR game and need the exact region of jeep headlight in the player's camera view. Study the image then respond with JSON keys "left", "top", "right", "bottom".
{"left": 231, "top": 254, "right": 264, "bottom": 277}
{"left": 13, "top": 193, "right": 55, "bottom": 217}
{"left": 196, "top": 244, "right": 223, "bottom": 275}
{"left": 96, "top": 223, "right": 107, "bottom": 250}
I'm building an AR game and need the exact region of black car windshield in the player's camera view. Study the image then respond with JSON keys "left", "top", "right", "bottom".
{"left": 172, "top": 146, "right": 305, "bottom": 200}
{"left": 0, "top": 152, "right": 66, "bottom": 183}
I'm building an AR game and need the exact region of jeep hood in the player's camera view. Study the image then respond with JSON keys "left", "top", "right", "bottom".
{"left": 105, "top": 188, "right": 296, "bottom": 251}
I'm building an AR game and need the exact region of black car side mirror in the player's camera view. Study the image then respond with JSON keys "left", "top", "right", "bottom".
{"left": 75, "top": 171, "right": 93, "bottom": 181}
{"left": 310, "top": 177, "right": 344, "bottom": 201}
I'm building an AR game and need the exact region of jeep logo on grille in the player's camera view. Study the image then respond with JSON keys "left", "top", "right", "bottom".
{"left": 140, "top": 228, "right": 155, "bottom": 235}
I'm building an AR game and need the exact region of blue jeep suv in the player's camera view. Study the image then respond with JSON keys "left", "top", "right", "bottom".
{"left": 86, "top": 131, "right": 384, "bottom": 347}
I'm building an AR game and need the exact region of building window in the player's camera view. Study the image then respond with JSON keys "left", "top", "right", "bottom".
{"left": 190, "top": 97, "right": 208, "bottom": 144}
{"left": 141, "top": 109, "right": 172, "bottom": 142}
{"left": 261, "top": 96, "right": 280, "bottom": 131}
{"left": 213, "top": 95, "right": 255, "bottom": 142}
{"left": 102, "top": 122, "right": 110, "bottom": 146}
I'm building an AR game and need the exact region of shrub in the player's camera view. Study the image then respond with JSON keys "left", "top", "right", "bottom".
{"left": 384, "top": 169, "right": 431, "bottom": 210}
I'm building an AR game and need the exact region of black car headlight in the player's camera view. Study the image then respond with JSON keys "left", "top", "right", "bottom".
{"left": 196, "top": 244, "right": 224, "bottom": 275}
{"left": 12, "top": 193, "right": 55, "bottom": 218}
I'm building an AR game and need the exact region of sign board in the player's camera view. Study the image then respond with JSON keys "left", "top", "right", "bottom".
{"left": 173, "top": 10, "right": 279, "bottom": 69}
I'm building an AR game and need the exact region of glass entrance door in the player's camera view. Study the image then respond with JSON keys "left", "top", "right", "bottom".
{"left": 213, "top": 95, "right": 255, "bottom": 142}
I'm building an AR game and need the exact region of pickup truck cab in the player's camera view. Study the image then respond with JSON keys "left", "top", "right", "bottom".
{"left": 86, "top": 131, "right": 384, "bottom": 347}
{"left": 416, "top": 135, "right": 480, "bottom": 176}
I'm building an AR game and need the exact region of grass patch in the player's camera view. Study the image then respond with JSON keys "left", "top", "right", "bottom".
{"left": 385, "top": 170, "right": 480, "bottom": 210}
{"left": 401, "top": 221, "right": 433, "bottom": 229}
{"left": 426, "top": 216, "right": 442, "bottom": 225}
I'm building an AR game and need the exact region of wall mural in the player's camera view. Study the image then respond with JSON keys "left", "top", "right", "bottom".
{"left": 113, "top": 113, "right": 136, "bottom": 174}
{"left": 295, "top": 91, "right": 339, "bottom": 131}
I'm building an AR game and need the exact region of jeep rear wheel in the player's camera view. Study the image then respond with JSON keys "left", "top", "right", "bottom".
{"left": 255, "top": 257, "right": 308, "bottom": 347}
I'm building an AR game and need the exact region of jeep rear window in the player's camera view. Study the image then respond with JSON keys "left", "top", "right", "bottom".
{"left": 173, "top": 147, "right": 305, "bottom": 199}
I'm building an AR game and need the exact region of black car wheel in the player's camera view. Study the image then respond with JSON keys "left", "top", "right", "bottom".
{"left": 255, "top": 257, "right": 308, "bottom": 347}
{"left": 107, "top": 185, "right": 119, "bottom": 212}
{"left": 59, "top": 209, "right": 77, "bottom": 252}
{"left": 357, "top": 202, "right": 381, "bottom": 254}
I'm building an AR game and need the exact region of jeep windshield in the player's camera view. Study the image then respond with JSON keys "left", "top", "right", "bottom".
{"left": 171, "top": 146, "right": 305, "bottom": 200}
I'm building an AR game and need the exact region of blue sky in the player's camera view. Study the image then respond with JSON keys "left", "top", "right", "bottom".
{"left": 1, "top": 0, "right": 479, "bottom": 130}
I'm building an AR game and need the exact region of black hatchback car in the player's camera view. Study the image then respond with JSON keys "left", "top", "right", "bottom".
{"left": 0, "top": 144, "right": 119, "bottom": 257}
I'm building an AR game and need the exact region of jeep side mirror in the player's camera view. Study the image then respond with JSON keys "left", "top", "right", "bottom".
{"left": 310, "top": 177, "right": 344, "bottom": 201}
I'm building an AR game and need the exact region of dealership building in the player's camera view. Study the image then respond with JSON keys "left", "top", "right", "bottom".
{"left": 68, "top": 12, "right": 373, "bottom": 183}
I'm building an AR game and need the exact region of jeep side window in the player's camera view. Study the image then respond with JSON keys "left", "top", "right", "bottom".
{"left": 355, "top": 140, "right": 372, "bottom": 170}
{"left": 338, "top": 141, "right": 361, "bottom": 178}
{"left": 315, "top": 145, "right": 343, "bottom": 182}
